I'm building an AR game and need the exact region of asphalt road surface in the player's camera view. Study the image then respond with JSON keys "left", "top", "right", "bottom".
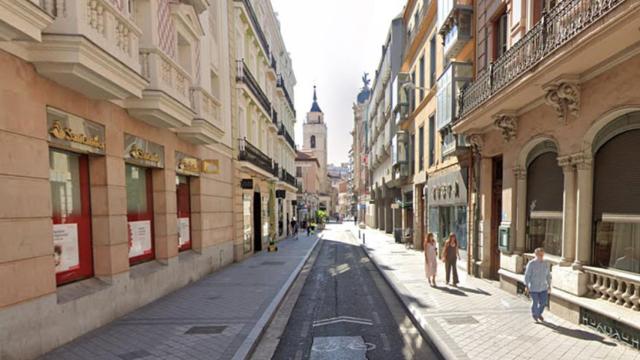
{"left": 271, "top": 223, "right": 440, "bottom": 360}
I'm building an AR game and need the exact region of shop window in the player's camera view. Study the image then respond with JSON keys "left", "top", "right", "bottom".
{"left": 126, "top": 164, "right": 154, "bottom": 265}
{"left": 593, "top": 129, "right": 640, "bottom": 274}
{"left": 50, "top": 149, "right": 94, "bottom": 285}
{"left": 526, "top": 151, "right": 563, "bottom": 256}
{"left": 176, "top": 175, "right": 191, "bottom": 251}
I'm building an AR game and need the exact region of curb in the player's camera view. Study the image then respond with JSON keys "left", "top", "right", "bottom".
{"left": 352, "top": 228, "right": 459, "bottom": 360}
{"left": 231, "top": 233, "right": 323, "bottom": 360}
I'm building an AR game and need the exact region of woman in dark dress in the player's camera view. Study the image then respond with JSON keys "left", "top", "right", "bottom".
{"left": 441, "top": 233, "right": 461, "bottom": 287}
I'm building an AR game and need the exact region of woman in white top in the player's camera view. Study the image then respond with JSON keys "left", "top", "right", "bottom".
{"left": 424, "top": 232, "right": 438, "bottom": 286}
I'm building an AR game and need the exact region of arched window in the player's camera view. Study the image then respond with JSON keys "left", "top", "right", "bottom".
{"left": 526, "top": 143, "right": 563, "bottom": 256}
{"left": 593, "top": 126, "right": 640, "bottom": 274}
{"left": 310, "top": 135, "right": 316, "bottom": 148}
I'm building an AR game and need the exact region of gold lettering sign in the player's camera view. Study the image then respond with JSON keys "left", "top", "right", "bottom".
{"left": 49, "top": 121, "right": 105, "bottom": 150}
{"left": 202, "top": 159, "right": 220, "bottom": 174}
{"left": 177, "top": 157, "right": 200, "bottom": 174}
{"left": 129, "top": 144, "right": 160, "bottom": 163}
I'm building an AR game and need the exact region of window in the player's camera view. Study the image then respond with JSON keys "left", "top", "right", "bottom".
{"left": 429, "top": 35, "right": 436, "bottom": 87}
{"left": 296, "top": 166, "right": 302, "bottom": 177}
{"left": 126, "top": 164, "right": 154, "bottom": 265}
{"left": 494, "top": 12, "right": 508, "bottom": 60}
{"left": 176, "top": 175, "right": 191, "bottom": 252}
{"left": 419, "top": 55, "right": 425, "bottom": 101}
{"left": 50, "top": 148, "right": 93, "bottom": 285}
{"left": 410, "top": 133, "right": 415, "bottom": 176}
{"left": 593, "top": 128, "right": 640, "bottom": 274}
{"left": 310, "top": 135, "right": 316, "bottom": 148}
{"left": 410, "top": 70, "right": 416, "bottom": 113}
{"left": 428, "top": 115, "right": 435, "bottom": 167}
{"left": 210, "top": 71, "right": 220, "bottom": 99}
{"left": 418, "top": 126, "right": 424, "bottom": 171}
{"left": 177, "top": 33, "right": 192, "bottom": 73}
{"left": 526, "top": 151, "right": 563, "bottom": 256}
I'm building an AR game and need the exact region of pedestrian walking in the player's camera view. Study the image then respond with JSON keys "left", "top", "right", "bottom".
{"left": 423, "top": 232, "right": 437, "bottom": 287}
{"left": 290, "top": 217, "right": 298, "bottom": 238}
{"left": 524, "top": 247, "right": 552, "bottom": 322}
{"left": 441, "top": 233, "right": 460, "bottom": 287}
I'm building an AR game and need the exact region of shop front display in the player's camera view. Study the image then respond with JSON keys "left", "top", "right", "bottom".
{"left": 124, "top": 134, "right": 164, "bottom": 265}
{"left": 176, "top": 153, "right": 200, "bottom": 252}
{"left": 47, "top": 108, "right": 105, "bottom": 286}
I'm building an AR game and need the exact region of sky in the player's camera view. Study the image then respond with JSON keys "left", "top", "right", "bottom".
{"left": 271, "top": 0, "right": 406, "bottom": 165}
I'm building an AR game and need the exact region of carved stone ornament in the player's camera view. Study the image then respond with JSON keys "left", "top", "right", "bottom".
{"left": 493, "top": 113, "right": 518, "bottom": 142}
{"left": 513, "top": 166, "right": 527, "bottom": 181}
{"left": 467, "top": 133, "right": 484, "bottom": 154}
{"left": 544, "top": 81, "right": 580, "bottom": 123}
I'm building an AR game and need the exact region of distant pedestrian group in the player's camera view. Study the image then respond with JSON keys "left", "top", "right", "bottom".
{"left": 422, "top": 232, "right": 460, "bottom": 287}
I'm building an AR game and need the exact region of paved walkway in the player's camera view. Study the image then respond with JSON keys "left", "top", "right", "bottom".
{"left": 352, "top": 225, "right": 640, "bottom": 360}
{"left": 43, "top": 234, "right": 320, "bottom": 360}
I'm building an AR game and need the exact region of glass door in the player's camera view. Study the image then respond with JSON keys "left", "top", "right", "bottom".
{"left": 176, "top": 175, "right": 191, "bottom": 251}
{"left": 126, "top": 164, "right": 154, "bottom": 264}
{"left": 49, "top": 148, "right": 93, "bottom": 285}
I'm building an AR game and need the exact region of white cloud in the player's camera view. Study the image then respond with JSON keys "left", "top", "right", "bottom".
{"left": 271, "top": 0, "right": 406, "bottom": 164}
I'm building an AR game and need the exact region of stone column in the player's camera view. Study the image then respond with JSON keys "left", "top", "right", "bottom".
{"left": 559, "top": 156, "right": 576, "bottom": 264}
{"left": 514, "top": 166, "right": 527, "bottom": 255}
{"left": 574, "top": 155, "right": 593, "bottom": 267}
{"left": 152, "top": 166, "right": 178, "bottom": 264}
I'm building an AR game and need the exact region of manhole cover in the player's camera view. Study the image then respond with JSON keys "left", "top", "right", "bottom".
{"left": 184, "top": 325, "right": 227, "bottom": 335}
{"left": 118, "top": 350, "right": 152, "bottom": 360}
{"left": 443, "top": 316, "right": 479, "bottom": 325}
{"left": 261, "top": 261, "right": 286, "bottom": 265}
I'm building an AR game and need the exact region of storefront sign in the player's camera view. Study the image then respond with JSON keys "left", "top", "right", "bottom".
{"left": 177, "top": 217, "right": 190, "bottom": 247}
{"left": 52, "top": 223, "right": 80, "bottom": 273}
{"left": 47, "top": 108, "right": 105, "bottom": 155}
{"left": 581, "top": 307, "right": 640, "bottom": 350}
{"left": 124, "top": 134, "right": 164, "bottom": 168}
{"left": 241, "top": 179, "right": 254, "bottom": 189}
{"left": 426, "top": 168, "right": 468, "bottom": 207}
{"left": 202, "top": 159, "right": 220, "bottom": 174}
{"left": 276, "top": 190, "right": 286, "bottom": 199}
{"left": 176, "top": 152, "right": 200, "bottom": 176}
{"left": 128, "top": 220, "right": 152, "bottom": 258}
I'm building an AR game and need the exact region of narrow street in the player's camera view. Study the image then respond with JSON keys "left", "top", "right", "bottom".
{"left": 271, "top": 224, "right": 439, "bottom": 360}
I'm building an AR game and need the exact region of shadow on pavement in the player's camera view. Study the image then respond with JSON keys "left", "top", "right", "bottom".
{"left": 433, "top": 286, "right": 467, "bottom": 297}
{"left": 456, "top": 286, "right": 491, "bottom": 296}
{"left": 539, "top": 322, "right": 618, "bottom": 346}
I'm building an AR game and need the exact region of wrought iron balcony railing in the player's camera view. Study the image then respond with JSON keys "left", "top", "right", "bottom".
{"left": 236, "top": 59, "right": 272, "bottom": 115}
{"left": 281, "top": 170, "right": 297, "bottom": 187}
{"left": 238, "top": 137, "right": 274, "bottom": 175}
{"left": 459, "top": 0, "right": 625, "bottom": 118}
{"left": 278, "top": 124, "right": 296, "bottom": 150}
{"left": 277, "top": 75, "right": 296, "bottom": 116}
{"left": 234, "top": 0, "right": 270, "bottom": 56}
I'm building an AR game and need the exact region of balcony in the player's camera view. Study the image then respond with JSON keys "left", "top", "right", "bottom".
{"left": 124, "top": 48, "right": 195, "bottom": 129}
{"left": 459, "top": 0, "right": 630, "bottom": 119}
{"left": 236, "top": 59, "right": 272, "bottom": 116}
{"left": 0, "top": 0, "right": 52, "bottom": 42}
{"left": 277, "top": 75, "right": 296, "bottom": 117}
{"left": 281, "top": 170, "right": 297, "bottom": 188}
{"left": 436, "top": 61, "right": 472, "bottom": 131}
{"left": 28, "top": 0, "right": 148, "bottom": 100}
{"left": 278, "top": 124, "right": 296, "bottom": 151}
{"left": 176, "top": 88, "right": 224, "bottom": 144}
{"left": 441, "top": 129, "right": 468, "bottom": 157}
{"left": 234, "top": 0, "right": 269, "bottom": 57}
{"left": 238, "top": 137, "right": 275, "bottom": 177}
{"left": 438, "top": 0, "right": 472, "bottom": 60}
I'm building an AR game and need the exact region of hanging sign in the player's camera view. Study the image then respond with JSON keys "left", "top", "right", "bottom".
{"left": 52, "top": 223, "right": 80, "bottom": 273}
{"left": 241, "top": 179, "right": 254, "bottom": 189}
{"left": 124, "top": 134, "right": 164, "bottom": 168}
{"left": 176, "top": 152, "right": 200, "bottom": 176}
{"left": 276, "top": 190, "right": 286, "bottom": 198}
{"left": 47, "top": 107, "right": 105, "bottom": 155}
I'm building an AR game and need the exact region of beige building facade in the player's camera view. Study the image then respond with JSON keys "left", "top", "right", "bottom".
{"left": 0, "top": 0, "right": 296, "bottom": 358}
{"left": 454, "top": 0, "right": 640, "bottom": 338}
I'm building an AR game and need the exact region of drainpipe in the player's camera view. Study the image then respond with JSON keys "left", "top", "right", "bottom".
{"left": 472, "top": 150, "right": 481, "bottom": 277}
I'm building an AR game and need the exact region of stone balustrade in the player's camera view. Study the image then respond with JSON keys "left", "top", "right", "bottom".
{"left": 41, "top": 0, "right": 141, "bottom": 72}
{"left": 584, "top": 266, "right": 640, "bottom": 311}
{"left": 140, "top": 49, "right": 193, "bottom": 110}
{"left": 191, "top": 87, "right": 221, "bottom": 128}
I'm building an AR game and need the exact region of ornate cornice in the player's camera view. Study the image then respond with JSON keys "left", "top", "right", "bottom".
{"left": 493, "top": 113, "right": 518, "bottom": 142}
{"left": 544, "top": 79, "right": 580, "bottom": 123}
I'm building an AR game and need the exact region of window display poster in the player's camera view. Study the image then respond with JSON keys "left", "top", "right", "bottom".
{"left": 53, "top": 223, "right": 80, "bottom": 273}
{"left": 178, "top": 217, "right": 190, "bottom": 247}
{"left": 128, "top": 220, "right": 152, "bottom": 258}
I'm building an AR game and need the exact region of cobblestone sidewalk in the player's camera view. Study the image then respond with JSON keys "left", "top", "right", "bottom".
{"left": 43, "top": 234, "right": 320, "bottom": 360}
{"left": 353, "top": 226, "right": 640, "bottom": 360}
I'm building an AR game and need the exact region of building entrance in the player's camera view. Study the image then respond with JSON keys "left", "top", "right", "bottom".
{"left": 253, "top": 192, "right": 262, "bottom": 252}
